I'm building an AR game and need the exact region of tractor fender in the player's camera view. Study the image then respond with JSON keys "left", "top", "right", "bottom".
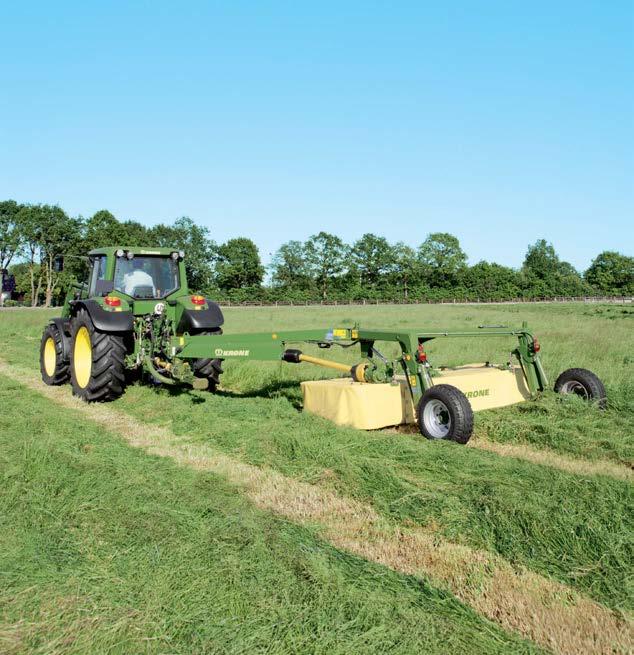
{"left": 177, "top": 300, "right": 224, "bottom": 333}
{"left": 72, "top": 299, "right": 134, "bottom": 332}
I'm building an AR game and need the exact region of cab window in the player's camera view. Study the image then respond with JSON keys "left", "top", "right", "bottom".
{"left": 89, "top": 256, "right": 107, "bottom": 296}
{"left": 114, "top": 256, "right": 179, "bottom": 299}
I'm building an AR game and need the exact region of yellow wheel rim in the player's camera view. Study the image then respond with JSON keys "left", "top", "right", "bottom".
{"left": 43, "top": 337, "right": 56, "bottom": 376}
{"left": 74, "top": 326, "right": 92, "bottom": 389}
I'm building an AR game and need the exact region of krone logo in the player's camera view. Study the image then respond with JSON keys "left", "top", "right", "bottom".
{"left": 215, "top": 348, "right": 250, "bottom": 357}
{"left": 465, "top": 388, "right": 490, "bottom": 398}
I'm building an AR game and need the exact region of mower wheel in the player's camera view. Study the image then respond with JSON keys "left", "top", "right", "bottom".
{"left": 40, "top": 323, "right": 70, "bottom": 385}
{"left": 191, "top": 329, "right": 224, "bottom": 392}
{"left": 70, "top": 308, "right": 127, "bottom": 402}
{"left": 554, "top": 368, "right": 606, "bottom": 408}
{"left": 417, "top": 384, "right": 474, "bottom": 444}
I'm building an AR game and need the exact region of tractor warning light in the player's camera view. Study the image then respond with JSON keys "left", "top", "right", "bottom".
{"left": 191, "top": 295, "right": 205, "bottom": 306}
{"left": 532, "top": 338, "right": 540, "bottom": 353}
{"left": 104, "top": 296, "right": 121, "bottom": 307}
{"left": 416, "top": 344, "right": 427, "bottom": 363}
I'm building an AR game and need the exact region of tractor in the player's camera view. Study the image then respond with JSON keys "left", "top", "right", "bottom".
{"left": 40, "top": 246, "right": 607, "bottom": 444}
{"left": 39, "top": 247, "right": 225, "bottom": 401}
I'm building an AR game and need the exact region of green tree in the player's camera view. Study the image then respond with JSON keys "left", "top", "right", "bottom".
{"left": 14, "top": 204, "right": 82, "bottom": 306}
{"left": 150, "top": 217, "right": 216, "bottom": 292}
{"left": 119, "top": 220, "right": 154, "bottom": 247}
{"left": 304, "top": 232, "right": 349, "bottom": 300}
{"left": 522, "top": 239, "right": 561, "bottom": 282}
{"left": 84, "top": 210, "right": 153, "bottom": 249}
{"left": 270, "top": 240, "right": 312, "bottom": 291}
{"left": 585, "top": 251, "right": 634, "bottom": 294}
{"left": 418, "top": 233, "right": 467, "bottom": 288}
{"left": 84, "top": 210, "right": 122, "bottom": 249}
{"left": 37, "top": 205, "right": 82, "bottom": 306}
{"left": 349, "top": 233, "right": 393, "bottom": 289}
{"left": 390, "top": 242, "right": 420, "bottom": 300}
{"left": 215, "top": 238, "right": 264, "bottom": 293}
{"left": 521, "top": 239, "right": 588, "bottom": 297}
{"left": 463, "top": 261, "right": 522, "bottom": 299}
{"left": 0, "top": 200, "right": 23, "bottom": 270}
{"left": 16, "top": 204, "right": 44, "bottom": 305}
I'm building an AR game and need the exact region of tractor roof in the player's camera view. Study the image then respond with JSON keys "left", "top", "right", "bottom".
{"left": 88, "top": 247, "right": 179, "bottom": 257}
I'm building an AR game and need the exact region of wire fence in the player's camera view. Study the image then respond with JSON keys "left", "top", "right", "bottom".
{"left": 214, "top": 296, "right": 634, "bottom": 307}
{"left": 1, "top": 296, "right": 632, "bottom": 310}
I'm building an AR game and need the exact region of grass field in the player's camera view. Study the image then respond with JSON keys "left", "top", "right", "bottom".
{"left": 0, "top": 303, "right": 632, "bottom": 654}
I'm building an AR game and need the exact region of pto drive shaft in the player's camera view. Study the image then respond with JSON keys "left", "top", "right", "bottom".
{"left": 282, "top": 349, "right": 370, "bottom": 383}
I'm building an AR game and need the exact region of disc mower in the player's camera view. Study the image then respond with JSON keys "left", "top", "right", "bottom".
{"left": 40, "top": 247, "right": 607, "bottom": 444}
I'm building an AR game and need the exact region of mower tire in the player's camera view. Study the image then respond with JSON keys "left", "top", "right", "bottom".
{"left": 70, "top": 308, "right": 127, "bottom": 402}
{"left": 40, "top": 323, "right": 70, "bottom": 385}
{"left": 554, "top": 368, "right": 606, "bottom": 408}
{"left": 191, "top": 329, "right": 224, "bottom": 392}
{"left": 417, "top": 384, "right": 474, "bottom": 444}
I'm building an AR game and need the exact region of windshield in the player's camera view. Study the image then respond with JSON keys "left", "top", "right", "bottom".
{"left": 114, "top": 256, "right": 180, "bottom": 299}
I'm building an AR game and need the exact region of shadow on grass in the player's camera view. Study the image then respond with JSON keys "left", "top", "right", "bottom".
{"left": 145, "top": 378, "right": 305, "bottom": 409}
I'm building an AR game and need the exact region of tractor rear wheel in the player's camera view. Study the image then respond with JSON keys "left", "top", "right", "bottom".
{"left": 40, "top": 323, "right": 70, "bottom": 385}
{"left": 191, "top": 329, "right": 224, "bottom": 392}
{"left": 554, "top": 368, "right": 606, "bottom": 408}
{"left": 417, "top": 384, "right": 474, "bottom": 444}
{"left": 70, "top": 308, "right": 127, "bottom": 402}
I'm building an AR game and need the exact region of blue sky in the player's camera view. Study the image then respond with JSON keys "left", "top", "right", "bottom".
{"left": 1, "top": 1, "right": 632, "bottom": 270}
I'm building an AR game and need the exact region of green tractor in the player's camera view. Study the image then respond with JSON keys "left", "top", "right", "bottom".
{"left": 40, "top": 247, "right": 225, "bottom": 401}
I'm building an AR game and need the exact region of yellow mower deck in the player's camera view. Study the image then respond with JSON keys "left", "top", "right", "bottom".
{"left": 301, "top": 364, "right": 532, "bottom": 430}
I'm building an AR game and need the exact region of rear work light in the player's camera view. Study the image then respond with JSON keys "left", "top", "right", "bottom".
{"left": 104, "top": 296, "right": 121, "bottom": 307}
{"left": 191, "top": 295, "right": 205, "bottom": 306}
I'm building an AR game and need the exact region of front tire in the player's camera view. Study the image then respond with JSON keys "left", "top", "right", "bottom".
{"left": 554, "top": 368, "right": 606, "bottom": 409}
{"left": 40, "top": 323, "right": 70, "bottom": 385}
{"left": 417, "top": 384, "right": 474, "bottom": 444}
{"left": 190, "top": 329, "right": 224, "bottom": 392}
{"left": 70, "top": 308, "right": 127, "bottom": 402}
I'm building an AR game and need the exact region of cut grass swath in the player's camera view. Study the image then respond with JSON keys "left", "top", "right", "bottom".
{"left": 0, "top": 376, "right": 543, "bottom": 655}
{"left": 1, "top": 364, "right": 630, "bottom": 655}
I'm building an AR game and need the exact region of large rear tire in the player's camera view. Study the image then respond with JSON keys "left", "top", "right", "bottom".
{"left": 70, "top": 308, "right": 127, "bottom": 402}
{"left": 191, "top": 329, "right": 224, "bottom": 392}
{"left": 40, "top": 323, "right": 70, "bottom": 385}
{"left": 417, "top": 384, "right": 474, "bottom": 444}
{"left": 554, "top": 368, "right": 606, "bottom": 409}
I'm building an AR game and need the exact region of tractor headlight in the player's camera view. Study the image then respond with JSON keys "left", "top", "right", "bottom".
{"left": 126, "top": 251, "right": 134, "bottom": 260}
{"left": 116, "top": 249, "right": 125, "bottom": 258}
{"left": 171, "top": 251, "right": 179, "bottom": 260}
{"left": 178, "top": 250, "right": 185, "bottom": 259}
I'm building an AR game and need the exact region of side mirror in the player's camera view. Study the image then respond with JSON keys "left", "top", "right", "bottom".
{"left": 53, "top": 256, "right": 64, "bottom": 272}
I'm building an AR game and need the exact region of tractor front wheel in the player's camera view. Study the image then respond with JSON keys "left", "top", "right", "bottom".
{"left": 70, "top": 308, "right": 127, "bottom": 402}
{"left": 191, "top": 329, "right": 224, "bottom": 392}
{"left": 40, "top": 323, "right": 70, "bottom": 385}
{"left": 417, "top": 384, "right": 474, "bottom": 444}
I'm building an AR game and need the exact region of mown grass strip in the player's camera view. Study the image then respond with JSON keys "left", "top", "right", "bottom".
{"left": 115, "top": 381, "right": 633, "bottom": 610}
{"left": 0, "top": 375, "right": 539, "bottom": 655}
{"left": 2, "top": 362, "right": 630, "bottom": 655}
{"left": 390, "top": 423, "right": 633, "bottom": 481}
{"left": 468, "top": 436, "right": 632, "bottom": 481}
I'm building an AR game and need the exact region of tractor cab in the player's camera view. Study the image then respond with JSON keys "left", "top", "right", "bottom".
{"left": 86, "top": 247, "right": 186, "bottom": 301}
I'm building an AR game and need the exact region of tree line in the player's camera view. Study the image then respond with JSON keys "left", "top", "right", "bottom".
{"left": 0, "top": 199, "right": 632, "bottom": 306}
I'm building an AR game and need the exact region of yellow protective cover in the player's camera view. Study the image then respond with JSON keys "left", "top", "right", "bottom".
{"left": 300, "top": 378, "right": 414, "bottom": 430}
{"left": 436, "top": 364, "right": 531, "bottom": 412}
{"left": 301, "top": 364, "right": 531, "bottom": 430}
